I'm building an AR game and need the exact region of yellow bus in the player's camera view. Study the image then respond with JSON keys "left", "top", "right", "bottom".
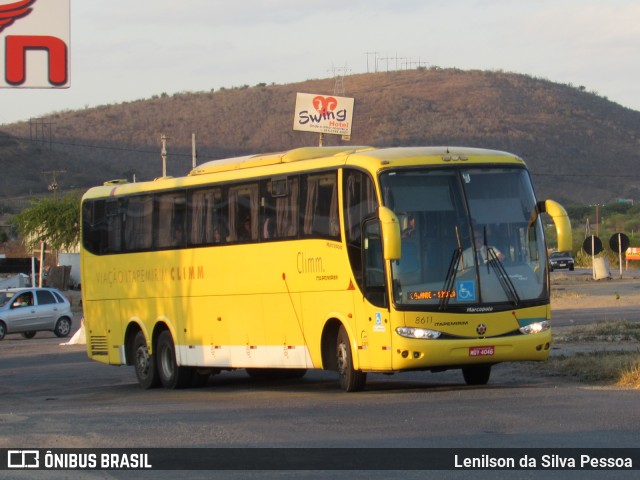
{"left": 80, "top": 146, "right": 571, "bottom": 392}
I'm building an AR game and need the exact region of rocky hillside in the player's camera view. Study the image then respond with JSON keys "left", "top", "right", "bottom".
{"left": 2, "top": 68, "right": 640, "bottom": 207}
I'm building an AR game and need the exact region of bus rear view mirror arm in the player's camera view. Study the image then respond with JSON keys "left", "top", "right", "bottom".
{"left": 379, "top": 206, "right": 401, "bottom": 261}
{"left": 535, "top": 199, "right": 572, "bottom": 253}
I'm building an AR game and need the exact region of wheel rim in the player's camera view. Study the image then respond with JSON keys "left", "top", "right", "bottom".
{"left": 57, "top": 319, "right": 70, "bottom": 336}
{"left": 136, "top": 345, "right": 151, "bottom": 379}
{"left": 337, "top": 341, "right": 348, "bottom": 376}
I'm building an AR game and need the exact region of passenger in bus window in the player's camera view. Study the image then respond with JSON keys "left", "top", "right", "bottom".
{"left": 263, "top": 217, "right": 275, "bottom": 239}
{"left": 173, "top": 227, "right": 184, "bottom": 247}
{"left": 238, "top": 216, "right": 252, "bottom": 241}
{"left": 213, "top": 225, "right": 222, "bottom": 243}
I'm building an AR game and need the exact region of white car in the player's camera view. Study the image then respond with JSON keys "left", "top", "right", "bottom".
{"left": 0, "top": 287, "right": 73, "bottom": 340}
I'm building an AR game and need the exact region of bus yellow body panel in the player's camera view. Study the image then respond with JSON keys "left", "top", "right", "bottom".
{"left": 81, "top": 146, "right": 569, "bottom": 390}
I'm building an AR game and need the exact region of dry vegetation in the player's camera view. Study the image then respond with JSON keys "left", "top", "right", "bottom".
{"left": 2, "top": 68, "right": 640, "bottom": 207}
{"left": 545, "top": 321, "right": 640, "bottom": 388}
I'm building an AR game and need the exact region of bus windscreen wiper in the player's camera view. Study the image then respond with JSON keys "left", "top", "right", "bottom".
{"left": 440, "top": 248, "right": 461, "bottom": 311}
{"left": 486, "top": 247, "right": 520, "bottom": 306}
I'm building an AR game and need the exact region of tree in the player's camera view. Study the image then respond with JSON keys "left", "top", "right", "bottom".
{"left": 12, "top": 191, "right": 81, "bottom": 252}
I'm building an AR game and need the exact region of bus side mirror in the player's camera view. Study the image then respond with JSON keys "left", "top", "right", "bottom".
{"left": 378, "top": 206, "right": 401, "bottom": 261}
{"left": 539, "top": 199, "right": 572, "bottom": 252}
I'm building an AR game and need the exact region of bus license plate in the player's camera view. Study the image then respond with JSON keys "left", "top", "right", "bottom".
{"left": 469, "top": 346, "right": 494, "bottom": 357}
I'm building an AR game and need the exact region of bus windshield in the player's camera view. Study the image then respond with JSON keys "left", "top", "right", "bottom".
{"left": 381, "top": 167, "right": 547, "bottom": 310}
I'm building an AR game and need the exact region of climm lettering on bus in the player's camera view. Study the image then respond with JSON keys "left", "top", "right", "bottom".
{"left": 95, "top": 266, "right": 205, "bottom": 286}
{"left": 297, "top": 109, "right": 348, "bottom": 125}
{"left": 297, "top": 252, "right": 324, "bottom": 273}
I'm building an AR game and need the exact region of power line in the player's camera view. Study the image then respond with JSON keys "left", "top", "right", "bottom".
{"left": 29, "top": 118, "right": 55, "bottom": 149}
{"left": 8, "top": 133, "right": 197, "bottom": 158}
{"left": 7, "top": 133, "right": 640, "bottom": 180}
{"left": 364, "top": 52, "right": 379, "bottom": 73}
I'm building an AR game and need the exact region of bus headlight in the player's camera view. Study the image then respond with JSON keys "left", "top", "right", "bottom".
{"left": 396, "top": 327, "right": 442, "bottom": 339}
{"left": 519, "top": 320, "right": 550, "bottom": 335}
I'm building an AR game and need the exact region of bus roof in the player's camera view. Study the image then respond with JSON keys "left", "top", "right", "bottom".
{"left": 189, "top": 146, "right": 375, "bottom": 175}
{"left": 83, "top": 146, "right": 526, "bottom": 199}
{"left": 189, "top": 146, "right": 524, "bottom": 176}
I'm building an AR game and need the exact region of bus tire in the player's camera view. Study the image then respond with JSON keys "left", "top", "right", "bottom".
{"left": 336, "top": 325, "right": 366, "bottom": 392}
{"left": 134, "top": 331, "right": 160, "bottom": 389}
{"left": 462, "top": 365, "right": 492, "bottom": 385}
{"left": 157, "top": 330, "right": 192, "bottom": 389}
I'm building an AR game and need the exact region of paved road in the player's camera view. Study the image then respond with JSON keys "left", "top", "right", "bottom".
{"left": 1, "top": 326, "right": 639, "bottom": 480}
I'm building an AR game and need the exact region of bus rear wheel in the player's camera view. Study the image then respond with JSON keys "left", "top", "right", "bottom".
{"left": 462, "top": 365, "right": 492, "bottom": 385}
{"left": 133, "top": 331, "right": 160, "bottom": 389}
{"left": 157, "top": 330, "right": 193, "bottom": 389}
{"left": 336, "top": 325, "right": 366, "bottom": 392}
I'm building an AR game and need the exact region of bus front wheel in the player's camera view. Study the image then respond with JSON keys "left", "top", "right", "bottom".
{"left": 133, "top": 331, "right": 160, "bottom": 389}
{"left": 336, "top": 325, "right": 366, "bottom": 392}
{"left": 462, "top": 365, "right": 492, "bottom": 385}
{"left": 157, "top": 330, "right": 192, "bottom": 389}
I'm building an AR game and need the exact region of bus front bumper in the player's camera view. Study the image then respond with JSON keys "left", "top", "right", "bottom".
{"left": 390, "top": 330, "right": 552, "bottom": 371}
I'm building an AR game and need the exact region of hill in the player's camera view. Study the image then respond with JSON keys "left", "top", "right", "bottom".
{"left": 2, "top": 68, "right": 640, "bottom": 208}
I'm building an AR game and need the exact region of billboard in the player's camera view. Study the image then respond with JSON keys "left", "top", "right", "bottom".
{"left": 0, "top": 0, "right": 70, "bottom": 88}
{"left": 293, "top": 93, "right": 354, "bottom": 136}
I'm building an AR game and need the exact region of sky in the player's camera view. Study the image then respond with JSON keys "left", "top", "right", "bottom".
{"left": 1, "top": 0, "right": 639, "bottom": 126}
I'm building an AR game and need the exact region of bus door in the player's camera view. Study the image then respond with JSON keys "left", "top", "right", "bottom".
{"left": 352, "top": 218, "right": 392, "bottom": 370}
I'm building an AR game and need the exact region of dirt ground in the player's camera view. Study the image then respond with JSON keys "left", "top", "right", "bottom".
{"left": 551, "top": 268, "right": 640, "bottom": 310}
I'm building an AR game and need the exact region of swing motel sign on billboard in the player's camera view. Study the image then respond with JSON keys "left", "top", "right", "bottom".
{"left": 0, "top": 0, "right": 70, "bottom": 88}
{"left": 293, "top": 93, "right": 354, "bottom": 136}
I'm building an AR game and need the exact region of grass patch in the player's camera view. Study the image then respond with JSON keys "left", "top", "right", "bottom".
{"left": 545, "top": 351, "right": 640, "bottom": 387}
{"left": 543, "top": 320, "right": 640, "bottom": 388}
{"left": 550, "top": 287, "right": 586, "bottom": 300}
{"left": 553, "top": 320, "right": 640, "bottom": 343}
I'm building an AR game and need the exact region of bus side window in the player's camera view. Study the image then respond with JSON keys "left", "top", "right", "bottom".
{"left": 344, "top": 169, "right": 379, "bottom": 291}
{"left": 106, "top": 200, "right": 122, "bottom": 253}
{"left": 282, "top": 177, "right": 300, "bottom": 238}
{"left": 265, "top": 176, "right": 299, "bottom": 240}
{"left": 189, "top": 188, "right": 226, "bottom": 245}
{"left": 155, "top": 191, "right": 186, "bottom": 249}
{"left": 363, "top": 219, "right": 387, "bottom": 308}
{"left": 302, "top": 173, "right": 339, "bottom": 239}
{"left": 228, "top": 183, "right": 259, "bottom": 243}
{"left": 123, "top": 195, "right": 153, "bottom": 251}
{"left": 82, "top": 199, "right": 108, "bottom": 254}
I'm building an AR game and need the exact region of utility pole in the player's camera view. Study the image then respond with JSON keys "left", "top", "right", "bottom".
{"left": 30, "top": 118, "right": 55, "bottom": 149}
{"left": 329, "top": 63, "right": 350, "bottom": 96}
{"left": 364, "top": 52, "right": 379, "bottom": 73}
{"left": 192, "top": 133, "right": 197, "bottom": 169}
{"left": 161, "top": 134, "right": 168, "bottom": 177}
{"left": 43, "top": 169, "right": 66, "bottom": 200}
